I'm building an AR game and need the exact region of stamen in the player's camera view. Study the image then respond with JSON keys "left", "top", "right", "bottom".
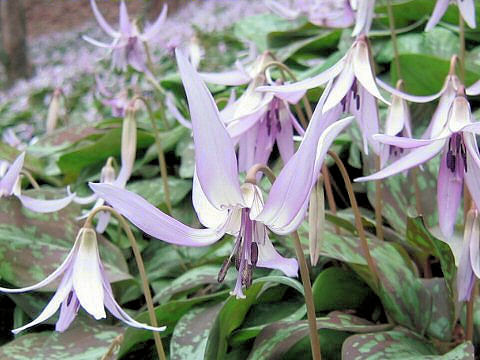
{"left": 218, "top": 258, "right": 231, "bottom": 283}
{"left": 67, "top": 291, "right": 73, "bottom": 306}
{"left": 251, "top": 242, "right": 258, "bottom": 267}
{"left": 446, "top": 150, "right": 455, "bottom": 173}
{"left": 356, "top": 94, "right": 360, "bottom": 110}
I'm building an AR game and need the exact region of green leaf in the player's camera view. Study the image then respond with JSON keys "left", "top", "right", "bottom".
{"left": 170, "top": 303, "right": 223, "bottom": 360}
{"left": 0, "top": 318, "right": 123, "bottom": 360}
{"left": 126, "top": 177, "right": 192, "bottom": 209}
{"left": 248, "top": 312, "right": 392, "bottom": 360}
{"left": 312, "top": 267, "right": 372, "bottom": 312}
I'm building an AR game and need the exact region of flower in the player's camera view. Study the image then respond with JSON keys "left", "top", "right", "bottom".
{"left": 257, "top": 35, "right": 387, "bottom": 154}
{"left": 350, "top": 0, "right": 376, "bottom": 36}
{"left": 0, "top": 153, "right": 75, "bottom": 213}
{"left": 425, "top": 0, "right": 476, "bottom": 31}
{"left": 83, "top": 0, "right": 167, "bottom": 72}
{"left": 95, "top": 75, "right": 131, "bottom": 118}
{"left": 266, "top": 0, "right": 355, "bottom": 29}
{"left": 457, "top": 209, "right": 479, "bottom": 302}
{"left": 356, "top": 87, "right": 480, "bottom": 238}
{"left": 0, "top": 227, "right": 165, "bottom": 333}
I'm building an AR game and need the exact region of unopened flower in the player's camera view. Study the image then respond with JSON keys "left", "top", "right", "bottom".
{"left": 0, "top": 153, "right": 75, "bottom": 213}
{"left": 426, "top": 0, "right": 476, "bottom": 31}
{"left": 457, "top": 209, "right": 479, "bottom": 302}
{"left": 266, "top": 0, "right": 355, "bottom": 29}
{"left": 356, "top": 88, "right": 480, "bottom": 238}
{"left": 46, "top": 88, "right": 63, "bottom": 134}
{"left": 84, "top": 0, "right": 167, "bottom": 72}
{"left": 0, "top": 227, "right": 165, "bottom": 333}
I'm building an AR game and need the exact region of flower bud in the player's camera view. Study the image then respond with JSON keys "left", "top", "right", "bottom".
{"left": 116, "top": 105, "right": 137, "bottom": 187}
{"left": 100, "top": 157, "right": 116, "bottom": 185}
{"left": 46, "top": 89, "right": 62, "bottom": 135}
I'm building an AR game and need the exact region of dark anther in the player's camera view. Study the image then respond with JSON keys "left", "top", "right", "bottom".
{"left": 218, "top": 258, "right": 231, "bottom": 283}
{"left": 446, "top": 150, "right": 455, "bottom": 173}
{"left": 461, "top": 145, "right": 467, "bottom": 172}
{"left": 251, "top": 242, "right": 258, "bottom": 267}
{"left": 356, "top": 94, "right": 360, "bottom": 110}
{"left": 67, "top": 291, "right": 73, "bottom": 306}
{"left": 235, "top": 243, "right": 242, "bottom": 271}
{"left": 341, "top": 97, "right": 347, "bottom": 112}
{"left": 242, "top": 264, "right": 253, "bottom": 288}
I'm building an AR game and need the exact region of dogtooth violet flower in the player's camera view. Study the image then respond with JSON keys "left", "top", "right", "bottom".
{"left": 356, "top": 86, "right": 480, "bottom": 238}
{"left": 350, "top": 0, "right": 376, "bottom": 36}
{"left": 75, "top": 106, "right": 137, "bottom": 233}
{"left": 425, "top": 0, "right": 476, "bottom": 31}
{"left": 91, "top": 51, "right": 354, "bottom": 298}
{"left": 266, "top": 0, "right": 355, "bottom": 29}
{"left": 257, "top": 34, "right": 387, "bottom": 155}
{"left": 457, "top": 208, "right": 479, "bottom": 302}
{"left": 0, "top": 227, "right": 165, "bottom": 333}
{"left": 83, "top": 0, "right": 167, "bottom": 72}
{"left": 0, "top": 153, "right": 75, "bottom": 213}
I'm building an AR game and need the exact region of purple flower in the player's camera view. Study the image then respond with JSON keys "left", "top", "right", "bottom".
{"left": 457, "top": 209, "right": 479, "bottom": 302}
{"left": 0, "top": 153, "right": 75, "bottom": 213}
{"left": 266, "top": 0, "right": 355, "bottom": 29}
{"left": 426, "top": 0, "right": 476, "bottom": 31}
{"left": 91, "top": 50, "right": 344, "bottom": 298}
{"left": 356, "top": 88, "right": 480, "bottom": 238}
{"left": 257, "top": 35, "right": 387, "bottom": 154}
{"left": 0, "top": 227, "right": 165, "bottom": 333}
{"left": 83, "top": 0, "right": 167, "bottom": 72}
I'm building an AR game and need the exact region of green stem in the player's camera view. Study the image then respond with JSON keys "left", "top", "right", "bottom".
{"left": 84, "top": 206, "right": 166, "bottom": 360}
{"left": 245, "top": 164, "right": 322, "bottom": 360}
{"left": 20, "top": 170, "right": 40, "bottom": 190}
{"left": 386, "top": 0, "right": 402, "bottom": 79}
{"left": 133, "top": 96, "right": 173, "bottom": 215}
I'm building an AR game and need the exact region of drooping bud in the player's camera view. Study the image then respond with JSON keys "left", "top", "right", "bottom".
{"left": 46, "top": 89, "right": 63, "bottom": 135}
{"left": 116, "top": 104, "right": 137, "bottom": 187}
{"left": 100, "top": 157, "right": 116, "bottom": 185}
{"left": 309, "top": 178, "right": 325, "bottom": 266}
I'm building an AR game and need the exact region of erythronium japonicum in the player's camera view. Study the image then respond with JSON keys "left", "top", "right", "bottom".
{"left": 356, "top": 86, "right": 480, "bottom": 238}
{"left": 257, "top": 34, "right": 387, "bottom": 155}
{"left": 84, "top": 0, "right": 167, "bottom": 72}
{"left": 91, "top": 50, "right": 351, "bottom": 300}
{"left": 457, "top": 208, "right": 479, "bottom": 302}
{"left": 425, "top": 0, "right": 476, "bottom": 31}
{"left": 0, "top": 153, "right": 75, "bottom": 213}
{"left": 0, "top": 227, "right": 165, "bottom": 333}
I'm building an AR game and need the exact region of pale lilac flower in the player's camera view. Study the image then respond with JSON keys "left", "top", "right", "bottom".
{"left": 0, "top": 227, "right": 165, "bottom": 333}
{"left": 356, "top": 88, "right": 480, "bottom": 238}
{"left": 350, "top": 0, "right": 376, "bottom": 36}
{"left": 83, "top": 0, "right": 167, "bottom": 72}
{"left": 90, "top": 50, "right": 327, "bottom": 299}
{"left": 95, "top": 75, "right": 130, "bottom": 117}
{"left": 457, "top": 209, "right": 479, "bottom": 302}
{"left": 257, "top": 35, "right": 387, "bottom": 155}
{"left": 426, "top": 0, "right": 476, "bottom": 31}
{"left": 266, "top": 0, "right": 355, "bottom": 29}
{"left": 0, "top": 153, "right": 75, "bottom": 213}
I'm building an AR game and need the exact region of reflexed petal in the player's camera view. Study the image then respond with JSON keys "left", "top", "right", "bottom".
{"left": 176, "top": 50, "right": 244, "bottom": 209}
{"left": 165, "top": 93, "right": 192, "bottom": 129}
{"left": 0, "top": 152, "right": 24, "bottom": 196}
{"left": 425, "top": 0, "right": 449, "bottom": 31}
{"left": 90, "top": 183, "right": 226, "bottom": 246}
{"left": 276, "top": 109, "right": 295, "bottom": 163}
{"left": 12, "top": 274, "right": 73, "bottom": 334}
{"left": 323, "top": 61, "right": 355, "bottom": 113}
{"left": 73, "top": 193, "right": 98, "bottom": 205}
{"left": 141, "top": 4, "right": 168, "bottom": 41}
{"left": 199, "top": 69, "right": 251, "bottom": 86}
{"left": 257, "top": 234, "right": 298, "bottom": 277}
{"left": 192, "top": 170, "right": 229, "bottom": 230}
{"left": 273, "top": 89, "right": 306, "bottom": 104}
{"left": 466, "top": 79, "right": 480, "bottom": 96}
{"left": 119, "top": 1, "right": 131, "bottom": 35}
{"left": 464, "top": 134, "right": 480, "bottom": 213}
{"left": 17, "top": 191, "right": 75, "bottom": 213}
{"left": 355, "top": 140, "right": 444, "bottom": 182}
{"left": 424, "top": 82, "right": 457, "bottom": 138}
{"left": 103, "top": 278, "right": 166, "bottom": 331}
{"left": 265, "top": 0, "right": 301, "bottom": 19}
{"left": 226, "top": 105, "right": 267, "bottom": 139}
{"left": 458, "top": 0, "right": 476, "bottom": 29}
{"left": 72, "top": 228, "right": 106, "bottom": 320}
{"left": 90, "top": 0, "right": 119, "bottom": 38}
{"left": 372, "top": 134, "right": 439, "bottom": 149}
{"left": 256, "top": 57, "right": 346, "bottom": 94}
{"left": 351, "top": 0, "right": 375, "bottom": 36}
{"left": 82, "top": 35, "right": 115, "bottom": 49}
{"left": 437, "top": 149, "right": 463, "bottom": 238}
{"left": 352, "top": 42, "right": 389, "bottom": 105}
{"left": 457, "top": 238, "right": 475, "bottom": 302}
{"left": 377, "top": 77, "right": 444, "bottom": 103}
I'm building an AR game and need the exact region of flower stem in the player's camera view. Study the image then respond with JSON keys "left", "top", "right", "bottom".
{"left": 245, "top": 163, "right": 321, "bottom": 360}
{"left": 85, "top": 206, "right": 167, "bottom": 360}
{"left": 20, "top": 170, "right": 40, "bottom": 190}
{"left": 133, "top": 97, "right": 173, "bottom": 215}
{"left": 292, "top": 230, "right": 322, "bottom": 360}
{"left": 386, "top": 0, "right": 402, "bottom": 79}
{"left": 321, "top": 164, "right": 339, "bottom": 235}
{"left": 374, "top": 156, "right": 384, "bottom": 241}
{"left": 327, "top": 151, "right": 380, "bottom": 288}
{"left": 459, "top": 15, "right": 466, "bottom": 83}
{"left": 466, "top": 278, "right": 476, "bottom": 341}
